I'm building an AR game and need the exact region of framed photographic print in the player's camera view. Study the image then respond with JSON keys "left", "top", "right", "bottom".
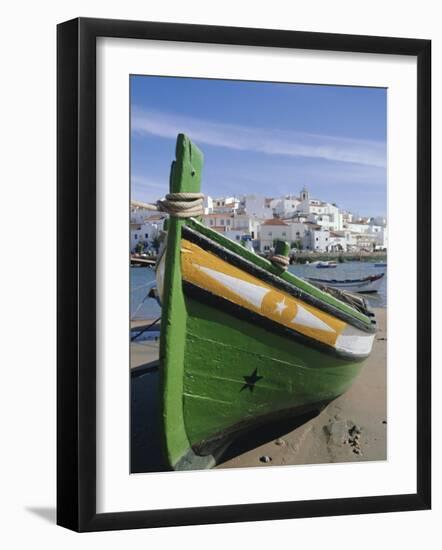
{"left": 57, "top": 17, "right": 431, "bottom": 531}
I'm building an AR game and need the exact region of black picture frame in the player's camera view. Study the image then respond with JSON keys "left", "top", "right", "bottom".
{"left": 57, "top": 17, "right": 431, "bottom": 532}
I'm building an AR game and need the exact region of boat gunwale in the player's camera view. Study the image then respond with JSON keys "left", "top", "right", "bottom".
{"left": 183, "top": 281, "right": 374, "bottom": 359}
{"left": 186, "top": 217, "right": 374, "bottom": 328}
{"left": 182, "top": 224, "right": 376, "bottom": 335}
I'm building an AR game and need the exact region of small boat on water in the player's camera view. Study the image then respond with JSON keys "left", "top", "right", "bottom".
{"left": 153, "top": 134, "right": 377, "bottom": 470}
{"left": 311, "top": 260, "right": 337, "bottom": 268}
{"left": 374, "top": 262, "right": 387, "bottom": 268}
{"left": 130, "top": 254, "right": 156, "bottom": 267}
{"left": 306, "top": 272, "right": 385, "bottom": 294}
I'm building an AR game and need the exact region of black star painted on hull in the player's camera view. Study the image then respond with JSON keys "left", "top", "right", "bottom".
{"left": 240, "top": 368, "right": 263, "bottom": 392}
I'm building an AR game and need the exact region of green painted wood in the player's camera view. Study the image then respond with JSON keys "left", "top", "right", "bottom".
{"left": 159, "top": 134, "right": 204, "bottom": 468}
{"left": 183, "top": 297, "right": 364, "bottom": 445}
{"left": 274, "top": 239, "right": 290, "bottom": 257}
{"left": 160, "top": 134, "right": 371, "bottom": 469}
{"left": 186, "top": 217, "right": 372, "bottom": 327}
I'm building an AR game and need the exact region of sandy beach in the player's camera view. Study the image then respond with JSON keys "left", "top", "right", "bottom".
{"left": 130, "top": 307, "right": 386, "bottom": 471}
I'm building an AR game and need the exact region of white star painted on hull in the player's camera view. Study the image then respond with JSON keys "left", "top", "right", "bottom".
{"left": 192, "top": 264, "right": 335, "bottom": 335}
{"left": 274, "top": 298, "right": 288, "bottom": 315}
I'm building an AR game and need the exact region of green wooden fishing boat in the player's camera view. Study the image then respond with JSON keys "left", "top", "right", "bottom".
{"left": 155, "top": 134, "right": 377, "bottom": 470}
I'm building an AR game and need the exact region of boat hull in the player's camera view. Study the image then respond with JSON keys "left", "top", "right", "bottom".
{"left": 155, "top": 134, "right": 376, "bottom": 471}
{"left": 307, "top": 273, "right": 385, "bottom": 293}
{"left": 156, "top": 226, "right": 375, "bottom": 469}
{"left": 180, "top": 293, "right": 366, "bottom": 464}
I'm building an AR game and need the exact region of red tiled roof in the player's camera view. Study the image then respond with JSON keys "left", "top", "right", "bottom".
{"left": 203, "top": 213, "right": 233, "bottom": 218}
{"left": 261, "top": 218, "right": 288, "bottom": 226}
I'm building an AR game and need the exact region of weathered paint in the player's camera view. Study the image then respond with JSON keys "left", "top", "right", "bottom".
{"left": 186, "top": 217, "right": 373, "bottom": 327}
{"left": 182, "top": 297, "right": 365, "bottom": 446}
{"left": 181, "top": 238, "right": 346, "bottom": 348}
{"left": 181, "top": 224, "right": 375, "bottom": 334}
{"left": 274, "top": 239, "right": 290, "bottom": 257}
{"left": 158, "top": 134, "right": 375, "bottom": 469}
{"left": 158, "top": 134, "right": 204, "bottom": 468}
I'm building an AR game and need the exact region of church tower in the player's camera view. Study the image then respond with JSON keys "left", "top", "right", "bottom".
{"left": 300, "top": 187, "right": 309, "bottom": 202}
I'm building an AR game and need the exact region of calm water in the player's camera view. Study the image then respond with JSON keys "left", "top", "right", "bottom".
{"left": 130, "top": 261, "right": 387, "bottom": 321}
{"left": 288, "top": 262, "right": 387, "bottom": 308}
{"left": 130, "top": 267, "right": 160, "bottom": 321}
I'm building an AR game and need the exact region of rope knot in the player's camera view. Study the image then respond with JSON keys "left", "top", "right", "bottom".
{"left": 131, "top": 194, "right": 204, "bottom": 219}
{"left": 270, "top": 254, "right": 289, "bottom": 270}
{"left": 157, "top": 192, "right": 204, "bottom": 218}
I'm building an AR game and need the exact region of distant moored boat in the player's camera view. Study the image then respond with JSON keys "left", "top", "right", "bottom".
{"left": 306, "top": 272, "right": 385, "bottom": 294}
{"left": 311, "top": 260, "right": 337, "bottom": 268}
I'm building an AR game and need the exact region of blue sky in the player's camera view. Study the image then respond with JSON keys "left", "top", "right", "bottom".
{"left": 131, "top": 76, "right": 387, "bottom": 217}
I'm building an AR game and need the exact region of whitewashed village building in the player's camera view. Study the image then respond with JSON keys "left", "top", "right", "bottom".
{"left": 130, "top": 211, "right": 166, "bottom": 252}
{"left": 260, "top": 219, "right": 292, "bottom": 252}
{"left": 343, "top": 218, "right": 388, "bottom": 251}
{"left": 203, "top": 195, "right": 214, "bottom": 214}
{"left": 296, "top": 187, "right": 343, "bottom": 231}
{"left": 202, "top": 211, "right": 261, "bottom": 247}
{"left": 242, "top": 195, "right": 273, "bottom": 219}
{"left": 130, "top": 204, "right": 152, "bottom": 224}
{"left": 203, "top": 186, "right": 387, "bottom": 253}
{"left": 270, "top": 196, "right": 301, "bottom": 218}
{"left": 212, "top": 196, "right": 240, "bottom": 214}
{"left": 131, "top": 185, "right": 386, "bottom": 255}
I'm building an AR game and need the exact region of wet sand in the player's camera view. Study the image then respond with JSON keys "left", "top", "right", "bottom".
{"left": 130, "top": 308, "right": 386, "bottom": 471}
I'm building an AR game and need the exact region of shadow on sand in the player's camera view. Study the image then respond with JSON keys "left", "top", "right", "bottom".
{"left": 131, "top": 364, "right": 321, "bottom": 473}
{"left": 217, "top": 409, "right": 320, "bottom": 464}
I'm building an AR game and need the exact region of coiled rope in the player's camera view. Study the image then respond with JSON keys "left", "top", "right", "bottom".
{"left": 131, "top": 193, "right": 204, "bottom": 218}
{"left": 270, "top": 254, "right": 289, "bottom": 270}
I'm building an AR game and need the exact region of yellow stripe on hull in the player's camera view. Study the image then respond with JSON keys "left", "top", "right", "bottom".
{"left": 180, "top": 239, "right": 347, "bottom": 347}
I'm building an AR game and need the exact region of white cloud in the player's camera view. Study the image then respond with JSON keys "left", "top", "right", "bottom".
{"left": 131, "top": 175, "right": 168, "bottom": 203}
{"left": 131, "top": 175, "right": 167, "bottom": 191}
{"left": 131, "top": 107, "right": 386, "bottom": 168}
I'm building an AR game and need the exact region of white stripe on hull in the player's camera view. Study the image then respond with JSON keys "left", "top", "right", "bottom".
{"left": 197, "top": 265, "right": 270, "bottom": 309}
{"left": 156, "top": 246, "right": 376, "bottom": 359}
